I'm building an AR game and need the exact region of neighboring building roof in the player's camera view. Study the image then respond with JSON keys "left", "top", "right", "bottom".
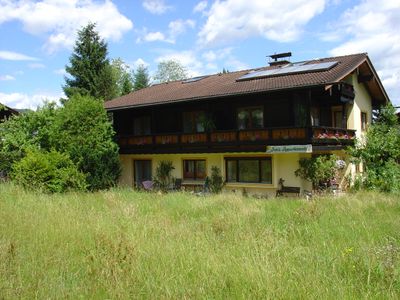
{"left": 0, "top": 103, "right": 19, "bottom": 116}
{"left": 105, "top": 53, "right": 390, "bottom": 111}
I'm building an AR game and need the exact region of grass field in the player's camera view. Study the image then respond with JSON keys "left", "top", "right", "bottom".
{"left": 0, "top": 183, "right": 399, "bottom": 299}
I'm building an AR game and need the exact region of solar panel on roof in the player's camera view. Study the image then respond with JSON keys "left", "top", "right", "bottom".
{"left": 237, "top": 61, "right": 338, "bottom": 81}
{"left": 237, "top": 69, "right": 281, "bottom": 80}
{"left": 182, "top": 75, "right": 208, "bottom": 83}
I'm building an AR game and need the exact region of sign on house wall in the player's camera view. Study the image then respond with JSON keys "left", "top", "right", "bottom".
{"left": 266, "top": 144, "right": 312, "bottom": 154}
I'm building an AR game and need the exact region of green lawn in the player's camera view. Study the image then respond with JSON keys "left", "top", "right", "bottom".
{"left": 0, "top": 183, "right": 399, "bottom": 299}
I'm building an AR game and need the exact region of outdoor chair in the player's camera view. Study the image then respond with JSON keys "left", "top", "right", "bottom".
{"left": 142, "top": 180, "right": 153, "bottom": 191}
{"left": 173, "top": 178, "right": 182, "bottom": 191}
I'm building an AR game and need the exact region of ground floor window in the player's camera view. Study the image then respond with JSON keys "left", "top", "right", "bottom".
{"left": 134, "top": 160, "right": 152, "bottom": 187}
{"left": 183, "top": 159, "right": 206, "bottom": 180}
{"left": 225, "top": 157, "right": 272, "bottom": 184}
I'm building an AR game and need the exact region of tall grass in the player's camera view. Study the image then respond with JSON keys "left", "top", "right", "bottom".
{"left": 1, "top": 183, "right": 399, "bottom": 299}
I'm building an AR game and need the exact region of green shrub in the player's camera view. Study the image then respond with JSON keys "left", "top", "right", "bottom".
{"left": 0, "top": 96, "right": 121, "bottom": 192}
{"left": 208, "top": 166, "right": 224, "bottom": 193}
{"left": 153, "top": 160, "right": 175, "bottom": 192}
{"left": 349, "top": 104, "right": 400, "bottom": 193}
{"left": 11, "top": 150, "right": 87, "bottom": 193}
{"left": 295, "top": 154, "right": 340, "bottom": 189}
{"left": 51, "top": 95, "right": 121, "bottom": 190}
{"left": 362, "top": 160, "right": 400, "bottom": 193}
{"left": 0, "top": 102, "right": 57, "bottom": 175}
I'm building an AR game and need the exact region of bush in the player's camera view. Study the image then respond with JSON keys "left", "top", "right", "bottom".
{"left": 208, "top": 166, "right": 224, "bottom": 194}
{"left": 11, "top": 150, "right": 87, "bottom": 193}
{"left": 295, "top": 155, "right": 339, "bottom": 189}
{"left": 0, "top": 96, "right": 121, "bottom": 192}
{"left": 361, "top": 160, "right": 400, "bottom": 193}
{"left": 153, "top": 160, "right": 175, "bottom": 192}
{"left": 51, "top": 95, "right": 121, "bottom": 190}
{"left": 0, "top": 102, "right": 57, "bottom": 175}
{"left": 349, "top": 104, "right": 400, "bottom": 193}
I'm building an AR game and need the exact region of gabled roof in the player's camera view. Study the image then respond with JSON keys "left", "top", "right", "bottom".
{"left": 105, "top": 53, "right": 390, "bottom": 111}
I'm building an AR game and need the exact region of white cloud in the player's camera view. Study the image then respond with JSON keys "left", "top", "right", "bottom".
{"left": 168, "top": 19, "right": 195, "bottom": 41}
{"left": 142, "top": 0, "right": 172, "bottom": 15}
{"left": 0, "top": 50, "right": 39, "bottom": 61}
{"left": 155, "top": 47, "right": 248, "bottom": 77}
{"left": 0, "top": 92, "right": 61, "bottom": 110}
{"left": 202, "top": 50, "right": 217, "bottom": 62}
{"left": 193, "top": 1, "right": 208, "bottom": 13}
{"left": 132, "top": 58, "right": 150, "bottom": 69}
{"left": 329, "top": 0, "right": 400, "bottom": 105}
{"left": 198, "top": 0, "right": 326, "bottom": 47}
{"left": 0, "top": 0, "right": 133, "bottom": 53}
{"left": 144, "top": 31, "right": 167, "bottom": 42}
{"left": 202, "top": 48, "right": 249, "bottom": 71}
{"left": 137, "top": 19, "right": 195, "bottom": 44}
{"left": 28, "top": 63, "right": 46, "bottom": 69}
{"left": 0, "top": 75, "right": 15, "bottom": 81}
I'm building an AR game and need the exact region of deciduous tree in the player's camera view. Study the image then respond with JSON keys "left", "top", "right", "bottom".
{"left": 349, "top": 104, "right": 400, "bottom": 192}
{"left": 154, "top": 60, "right": 188, "bottom": 83}
{"left": 111, "top": 58, "right": 134, "bottom": 96}
{"left": 0, "top": 95, "right": 121, "bottom": 191}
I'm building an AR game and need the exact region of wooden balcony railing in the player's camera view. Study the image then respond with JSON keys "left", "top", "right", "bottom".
{"left": 117, "top": 127, "right": 356, "bottom": 153}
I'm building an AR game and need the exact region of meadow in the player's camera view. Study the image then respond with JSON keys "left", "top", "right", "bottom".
{"left": 0, "top": 183, "right": 399, "bottom": 299}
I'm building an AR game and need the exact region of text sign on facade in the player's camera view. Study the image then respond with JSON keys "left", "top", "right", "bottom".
{"left": 266, "top": 144, "right": 312, "bottom": 154}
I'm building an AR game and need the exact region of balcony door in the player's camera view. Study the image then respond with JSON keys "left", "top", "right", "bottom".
{"left": 134, "top": 160, "right": 152, "bottom": 188}
{"left": 332, "top": 106, "right": 346, "bottom": 129}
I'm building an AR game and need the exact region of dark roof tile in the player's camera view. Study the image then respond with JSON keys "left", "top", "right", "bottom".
{"left": 105, "top": 53, "right": 368, "bottom": 110}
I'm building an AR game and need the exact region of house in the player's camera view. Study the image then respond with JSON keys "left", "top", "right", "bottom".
{"left": 0, "top": 103, "right": 18, "bottom": 121}
{"left": 105, "top": 53, "right": 389, "bottom": 195}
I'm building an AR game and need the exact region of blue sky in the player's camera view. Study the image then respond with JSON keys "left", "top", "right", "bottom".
{"left": 0, "top": 0, "right": 399, "bottom": 109}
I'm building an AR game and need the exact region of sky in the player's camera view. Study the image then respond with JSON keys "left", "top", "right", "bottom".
{"left": 0, "top": 0, "right": 399, "bottom": 109}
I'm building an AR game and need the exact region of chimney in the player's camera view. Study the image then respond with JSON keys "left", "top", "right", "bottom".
{"left": 268, "top": 52, "right": 292, "bottom": 66}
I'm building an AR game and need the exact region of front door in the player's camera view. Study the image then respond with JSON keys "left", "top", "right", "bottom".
{"left": 134, "top": 160, "right": 152, "bottom": 188}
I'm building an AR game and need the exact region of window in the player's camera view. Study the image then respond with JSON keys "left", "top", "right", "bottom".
{"left": 225, "top": 157, "right": 272, "bottom": 184}
{"left": 361, "top": 112, "right": 367, "bottom": 131}
{"left": 237, "top": 107, "right": 263, "bottom": 130}
{"left": 183, "top": 111, "right": 205, "bottom": 133}
{"left": 133, "top": 116, "right": 151, "bottom": 136}
{"left": 134, "top": 160, "right": 152, "bottom": 188}
{"left": 183, "top": 160, "right": 206, "bottom": 180}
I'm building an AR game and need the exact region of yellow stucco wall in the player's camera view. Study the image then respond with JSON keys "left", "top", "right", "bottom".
{"left": 119, "top": 152, "right": 317, "bottom": 197}
{"left": 345, "top": 73, "right": 372, "bottom": 137}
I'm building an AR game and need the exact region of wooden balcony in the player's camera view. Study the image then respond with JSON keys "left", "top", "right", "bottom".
{"left": 117, "top": 127, "right": 356, "bottom": 154}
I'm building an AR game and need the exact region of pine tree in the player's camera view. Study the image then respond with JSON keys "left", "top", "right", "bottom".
{"left": 222, "top": 68, "right": 229, "bottom": 74}
{"left": 121, "top": 76, "right": 134, "bottom": 95}
{"left": 133, "top": 64, "right": 150, "bottom": 91}
{"left": 63, "top": 23, "right": 117, "bottom": 101}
